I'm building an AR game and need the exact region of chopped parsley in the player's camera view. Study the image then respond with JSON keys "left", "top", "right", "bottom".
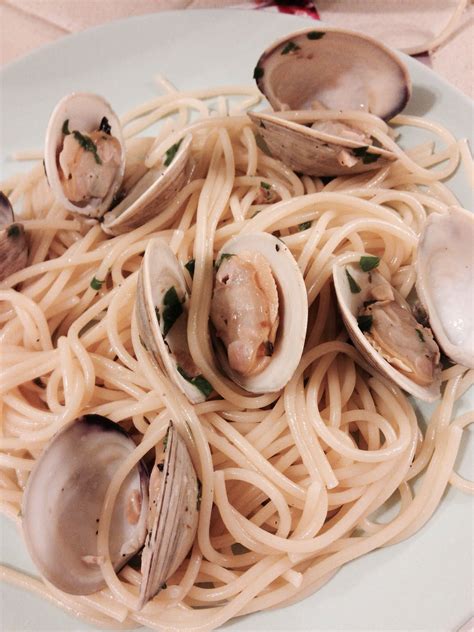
{"left": 163, "top": 139, "right": 183, "bottom": 167}
{"left": 90, "top": 276, "right": 104, "bottom": 291}
{"left": 62, "top": 119, "right": 70, "bottom": 135}
{"left": 162, "top": 286, "right": 183, "bottom": 337}
{"left": 253, "top": 66, "right": 264, "bottom": 80}
{"left": 281, "top": 41, "right": 300, "bottom": 55}
{"left": 7, "top": 224, "right": 21, "bottom": 238}
{"left": 345, "top": 269, "right": 361, "bottom": 294}
{"left": 359, "top": 255, "right": 380, "bottom": 272}
{"left": 416, "top": 328, "right": 425, "bottom": 342}
{"left": 215, "top": 252, "right": 234, "bottom": 270}
{"left": 352, "top": 145, "right": 381, "bottom": 165}
{"left": 72, "top": 131, "right": 102, "bottom": 165}
{"left": 99, "top": 116, "right": 111, "bottom": 135}
{"left": 357, "top": 315, "right": 373, "bottom": 332}
{"left": 196, "top": 479, "right": 203, "bottom": 511}
{"left": 177, "top": 366, "right": 213, "bottom": 399}
{"left": 260, "top": 181, "right": 271, "bottom": 190}
{"left": 298, "top": 221, "right": 312, "bottom": 231}
{"left": 264, "top": 341, "right": 274, "bottom": 357}
{"left": 163, "top": 426, "right": 170, "bottom": 451}
{"left": 184, "top": 259, "right": 195, "bottom": 279}
{"left": 307, "top": 31, "right": 325, "bottom": 40}
{"left": 33, "top": 377, "right": 45, "bottom": 388}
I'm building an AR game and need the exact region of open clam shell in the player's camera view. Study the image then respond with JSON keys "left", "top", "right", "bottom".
{"left": 0, "top": 192, "right": 28, "bottom": 282}
{"left": 251, "top": 27, "right": 411, "bottom": 177}
{"left": 333, "top": 262, "right": 441, "bottom": 402}
{"left": 416, "top": 206, "right": 474, "bottom": 369}
{"left": 254, "top": 27, "right": 411, "bottom": 117}
{"left": 102, "top": 135, "right": 193, "bottom": 236}
{"left": 211, "top": 232, "right": 308, "bottom": 394}
{"left": 136, "top": 238, "right": 212, "bottom": 403}
{"left": 138, "top": 423, "right": 199, "bottom": 608}
{"left": 22, "top": 415, "right": 149, "bottom": 595}
{"left": 249, "top": 111, "right": 393, "bottom": 177}
{"left": 44, "top": 93, "right": 126, "bottom": 219}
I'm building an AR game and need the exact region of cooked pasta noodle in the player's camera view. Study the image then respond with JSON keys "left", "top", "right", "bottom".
{"left": 0, "top": 81, "right": 472, "bottom": 631}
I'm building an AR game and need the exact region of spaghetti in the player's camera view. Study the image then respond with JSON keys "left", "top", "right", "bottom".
{"left": 0, "top": 80, "right": 472, "bottom": 631}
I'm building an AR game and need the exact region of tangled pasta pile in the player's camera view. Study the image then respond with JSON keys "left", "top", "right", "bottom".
{"left": 0, "top": 80, "right": 473, "bottom": 631}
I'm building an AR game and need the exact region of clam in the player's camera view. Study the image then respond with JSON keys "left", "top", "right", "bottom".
{"left": 251, "top": 27, "right": 411, "bottom": 176}
{"left": 416, "top": 206, "right": 474, "bottom": 369}
{"left": 44, "top": 93, "right": 193, "bottom": 234}
{"left": 138, "top": 422, "right": 199, "bottom": 608}
{"left": 0, "top": 191, "right": 28, "bottom": 282}
{"left": 22, "top": 416, "right": 200, "bottom": 605}
{"left": 333, "top": 261, "right": 441, "bottom": 402}
{"left": 210, "top": 232, "right": 308, "bottom": 394}
{"left": 44, "top": 93, "right": 125, "bottom": 219}
{"left": 22, "top": 415, "right": 149, "bottom": 595}
{"left": 136, "top": 238, "right": 213, "bottom": 404}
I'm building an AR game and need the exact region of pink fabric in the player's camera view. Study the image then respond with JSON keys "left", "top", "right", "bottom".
{"left": 0, "top": 1, "right": 472, "bottom": 98}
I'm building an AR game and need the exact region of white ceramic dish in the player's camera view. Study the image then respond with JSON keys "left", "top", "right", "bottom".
{"left": 0, "top": 9, "right": 473, "bottom": 632}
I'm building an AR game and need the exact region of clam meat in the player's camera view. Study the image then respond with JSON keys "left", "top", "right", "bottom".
{"left": 211, "top": 232, "right": 308, "bottom": 393}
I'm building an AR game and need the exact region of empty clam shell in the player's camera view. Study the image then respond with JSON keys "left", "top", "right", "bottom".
{"left": 138, "top": 423, "right": 199, "bottom": 608}
{"left": 44, "top": 93, "right": 125, "bottom": 219}
{"left": 416, "top": 206, "right": 474, "bottom": 369}
{"left": 211, "top": 232, "right": 308, "bottom": 394}
{"left": 254, "top": 27, "right": 411, "bottom": 117}
{"left": 22, "top": 415, "right": 149, "bottom": 595}
{"left": 136, "top": 238, "right": 212, "bottom": 403}
{"left": 0, "top": 192, "right": 28, "bottom": 282}
{"left": 333, "top": 262, "right": 441, "bottom": 402}
{"left": 102, "top": 135, "right": 193, "bottom": 236}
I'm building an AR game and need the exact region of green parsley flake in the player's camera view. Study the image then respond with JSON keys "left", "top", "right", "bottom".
{"left": 162, "top": 286, "right": 183, "bottom": 337}
{"left": 196, "top": 479, "right": 203, "bottom": 510}
{"left": 307, "top": 31, "right": 325, "bottom": 40}
{"left": 357, "top": 315, "right": 373, "bottom": 332}
{"left": 99, "top": 116, "right": 111, "bottom": 135}
{"left": 359, "top": 255, "right": 380, "bottom": 272}
{"left": 281, "top": 41, "right": 300, "bottom": 55}
{"left": 298, "top": 221, "right": 312, "bottom": 231}
{"left": 352, "top": 145, "right": 381, "bottom": 165}
{"left": 163, "top": 139, "right": 183, "bottom": 167}
{"left": 90, "top": 276, "right": 103, "bottom": 291}
{"left": 215, "top": 253, "right": 234, "bottom": 270}
{"left": 185, "top": 259, "right": 195, "bottom": 279}
{"left": 62, "top": 119, "right": 70, "bottom": 135}
{"left": 7, "top": 224, "right": 21, "bottom": 238}
{"left": 416, "top": 328, "right": 425, "bottom": 342}
{"left": 73, "top": 131, "right": 102, "bottom": 165}
{"left": 260, "top": 181, "right": 271, "bottom": 190}
{"left": 345, "top": 269, "right": 361, "bottom": 294}
{"left": 177, "top": 366, "right": 213, "bottom": 399}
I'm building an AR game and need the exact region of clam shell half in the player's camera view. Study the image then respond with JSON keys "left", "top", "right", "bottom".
{"left": 0, "top": 192, "right": 28, "bottom": 282}
{"left": 416, "top": 206, "right": 474, "bottom": 369}
{"left": 333, "top": 262, "right": 441, "bottom": 402}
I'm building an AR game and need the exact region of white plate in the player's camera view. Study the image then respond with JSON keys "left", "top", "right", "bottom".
{"left": 1, "top": 9, "right": 473, "bottom": 632}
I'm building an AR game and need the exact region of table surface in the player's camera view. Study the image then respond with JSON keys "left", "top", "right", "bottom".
{"left": 0, "top": 0, "right": 473, "bottom": 99}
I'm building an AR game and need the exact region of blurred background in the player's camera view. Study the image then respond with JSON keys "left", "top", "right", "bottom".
{"left": 0, "top": 0, "right": 472, "bottom": 97}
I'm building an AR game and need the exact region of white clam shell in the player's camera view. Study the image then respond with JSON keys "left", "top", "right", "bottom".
{"left": 255, "top": 27, "right": 411, "bottom": 118}
{"left": 102, "top": 135, "right": 193, "bottom": 236}
{"left": 44, "top": 93, "right": 125, "bottom": 218}
{"left": 249, "top": 111, "right": 393, "bottom": 177}
{"left": 333, "top": 262, "right": 441, "bottom": 402}
{"left": 212, "top": 232, "right": 308, "bottom": 394}
{"left": 138, "top": 423, "right": 199, "bottom": 608}
{"left": 416, "top": 206, "right": 474, "bottom": 369}
{"left": 22, "top": 415, "right": 149, "bottom": 595}
{"left": 137, "top": 238, "right": 210, "bottom": 403}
